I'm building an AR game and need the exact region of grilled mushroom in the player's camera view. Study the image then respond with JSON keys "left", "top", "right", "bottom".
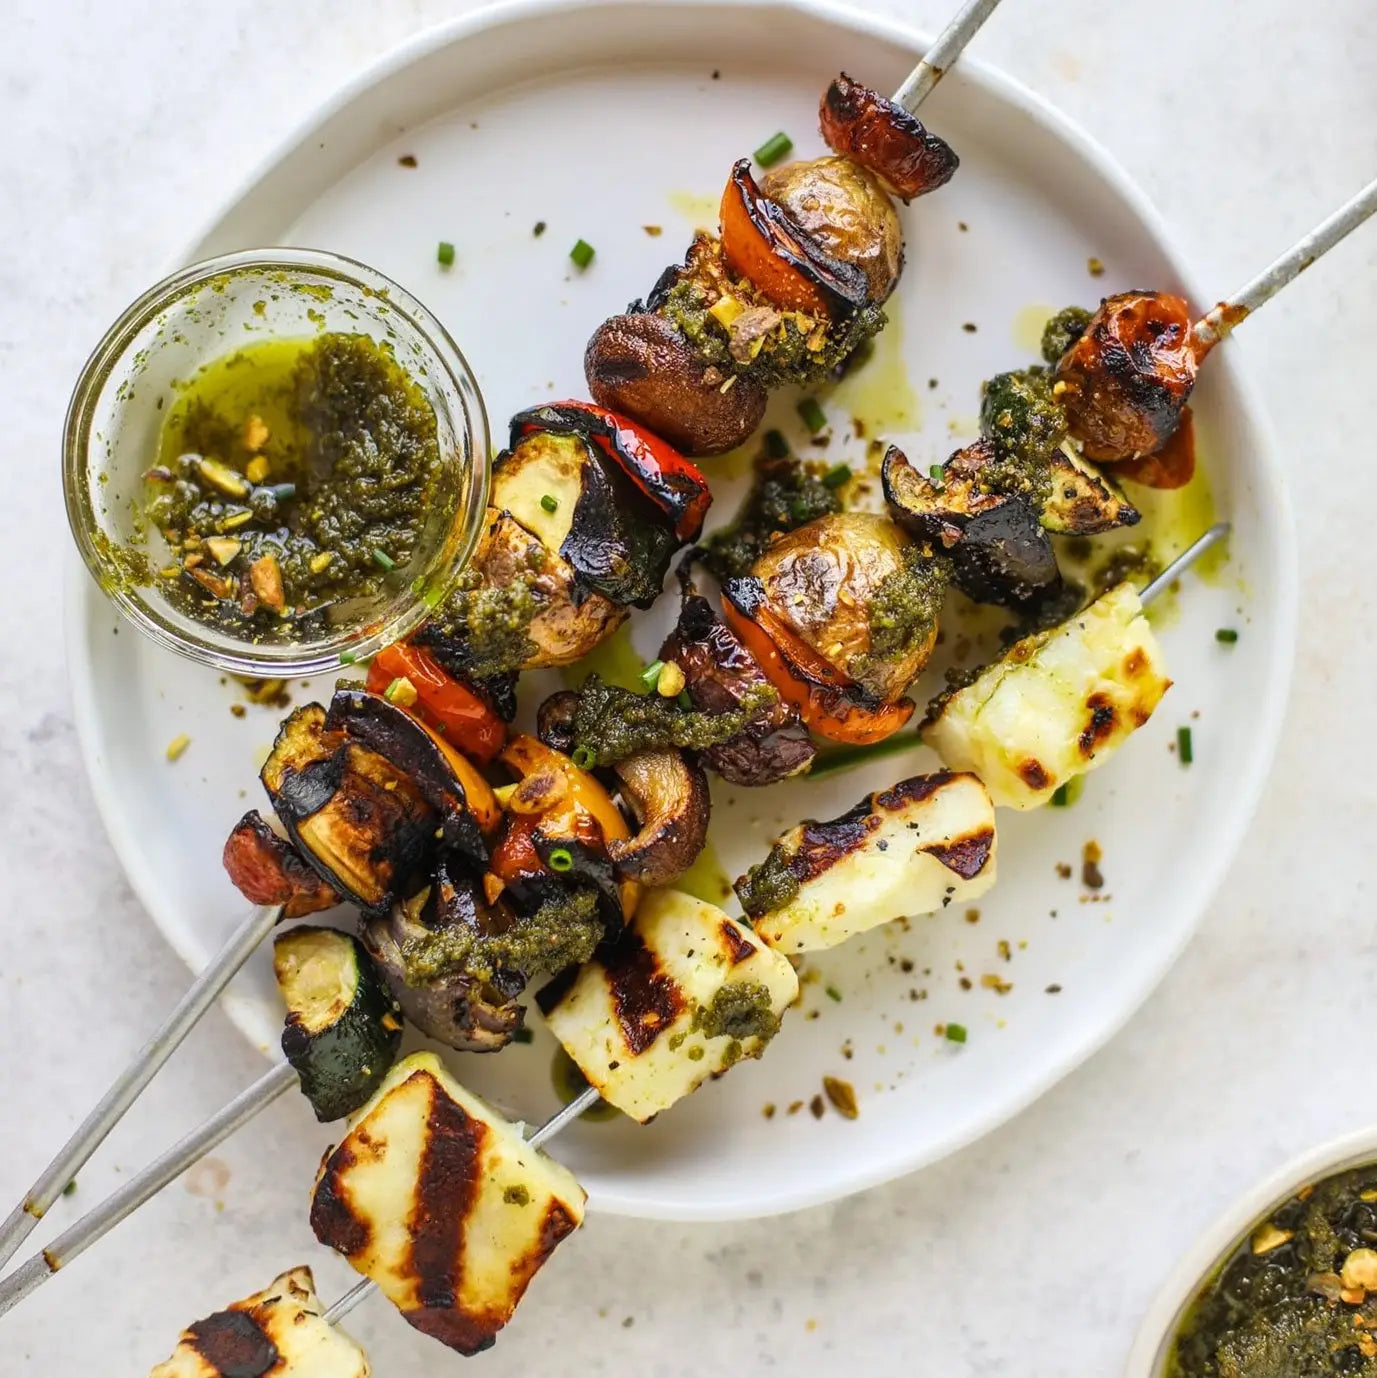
{"left": 584, "top": 312, "right": 768, "bottom": 457}
{"left": 606, "top": 749, "right": 711, "bottom": 887}
{"left": 222, "top": 810, "right": 342, "bottom": 917}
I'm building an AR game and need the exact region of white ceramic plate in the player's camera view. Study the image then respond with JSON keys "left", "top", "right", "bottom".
{"left": 67, "top": 0, "right": 1296, "bottom": 1221}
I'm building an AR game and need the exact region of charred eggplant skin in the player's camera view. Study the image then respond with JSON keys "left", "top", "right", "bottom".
{"left": 325, "top": 688, "right": 488, "bottom": 865}
{"left": 222, "top": 810, "right": 342, "bottom": 917}
{"left": 273, "top": 925, "right": 403, "bottom": 1123}
{"left": 261, "top": 705, "right": 436, "bottom": 917}
{"left": 819, "top": 73, "right": 959, "bottom": 201}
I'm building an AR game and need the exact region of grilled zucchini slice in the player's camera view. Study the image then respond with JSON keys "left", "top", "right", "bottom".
{"left": 739, "top": 772, "right": 998, "bottom": 953}
{"left": 310, "top": 1052, "right": 585, "bottom": 1356}
{"left": 149, "top": 1265, "right": 369, "bottom": 1377}
{"left": 273, "top": 926, "right": 403, "bottom": 1122}
{"left": 541, "top": 889, "right": 798, "bottom": 1123}
{"left": 1040, "top": 442, "right": 1140, "bottom": 535}
{"left": 922, "top": 581, "right": 1172, "bottom": 809}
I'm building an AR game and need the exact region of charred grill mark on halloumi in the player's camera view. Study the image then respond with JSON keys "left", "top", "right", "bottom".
{"left": 149, "top": 1266, "right": 369, "bottom": 1378}
{"left": 739, "top": 772, "right": 998, "bottom": 953}
{"left": 543, "top": 890, "right": 799, "bottom": 1123}
{"left": 309, "top": 1053, "right": 584, "bottom": 1357}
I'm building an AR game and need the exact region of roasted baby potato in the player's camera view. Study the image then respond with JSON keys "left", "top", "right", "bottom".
{"left": 310, "top": 1052, "right": 585, "bottom": 1356}
{"left": 923, "top": 581, "right": 1172, "bottom": 808}
{"left": 541, "top": 889, "right": 798, "bottom": 1123}
{"left": 149, "top": 1266, "right": 369, "bottom": 1378}
{"left": 738, "top": 772, "right": 998, "bottom": 953}
{"left": 760, "top": 155, "right": 903, "bottom": 303}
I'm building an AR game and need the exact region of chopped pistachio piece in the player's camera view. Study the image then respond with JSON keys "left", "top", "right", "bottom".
{"left": 242, "top": 415, "right": 270, "bottom": 452}
{"left": 205, "top": 536, "right": 242, "bottom": 566}
{"left": 249, "top": 553, "right": 285, "bottom": 612}
{"left": 165, "top": 734, "right": 191, "bottom": 762}
{"left": 196, "top": 456, "right": 249, "bottom": 498}
{"left": 656, "top": 661, "right": 687, "bottom": 698}
{"left": 245, "top": 453, "right": 271, "bottom": 484}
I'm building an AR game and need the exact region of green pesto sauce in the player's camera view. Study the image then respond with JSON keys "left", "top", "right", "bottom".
{"left": 703, "top": 456, "right": 842, "bottom": 583}
{"left": 571, "top": 673, "right": 777, "bottom": 767}
{"left": 145, "top": 333, "right": 441, "bottom": 638}
{"left": 977, "top": 367, "right": 1063, "bottom": 509}
{"left": 503, "top": 1185, "right": 531, "bottom": 1206}
{"left": 1039, "top": 304, "right": 1092, "bottom": 365}
{"left": 400, "top": 889, "right": 601, "bottom": 984}
{"left": 735, "top": 846, "right": 799, "bottom": 920}
{"left": 1169, "top": 1164, "right": 1377, "bottom": 1377}
{"left": 424, "top": 551, "right": 543, "bottom": 679}
{"left": 854, "top": 545, "right": 947, "bottom": 684}
{"left": 691, "top": 981, "right": 779, "bottom": 1044}
{"left": 659, "top": 279, "right": 885, "bottom": 389}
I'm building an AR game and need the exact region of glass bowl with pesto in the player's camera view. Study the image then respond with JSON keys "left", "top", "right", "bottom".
{"left": 1128, "top": 1128, "right": 1377, "bottom": 1378}
{"left": 64, "top": 249, "right": 490, "bottom": 676}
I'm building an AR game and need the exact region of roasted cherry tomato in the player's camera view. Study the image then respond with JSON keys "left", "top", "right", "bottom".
{"left": 511, "top": 401, "right": 712, "bottom": 543}
{"left": 721, "top": 597, "right": 915, "bottom": 746}
{"left": 367, "top": 643, "right": 506, "bottom": 765}
{"left": 719, "top": 160, "right": 869, "bottom": 319}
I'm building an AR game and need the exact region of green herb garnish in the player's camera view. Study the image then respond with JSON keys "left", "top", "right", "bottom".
{"left": 821, "top": 464, "right": 852, "bottom": 490}
{"left": 944, "top": 1023, "right": 967, "bottom": 1044}
{"left": 754, "top": 131, "right": 794, "bottom": 167}
{"left": 825, "top": 985, "right": 842, "bottom": 1003}
{"left": 571, "top": 745, "right": 596, "bottom": 770}
{"left": 797, "top": 398, "right": 828, "bottom": 434}
{"left": 639, "top": 659, "right": 665, "bottom": 692}
{"left": 372, "top": 548, "right": 396, "bottom": 571}
{"left": 1177, "top": 725, "right": 1193, "bottom": 765}
{"left": 570, "top": 239, "right": 596, "bottom": 269}
{"left": 764, "top": 429, "right": 790, "bottom": 459}
{"left": 437, "top": 241, "right": 456, "bottom": 267}
{"left": 548, "top": 847, "right": 574, "bottom": 873}
{"left": 540, "top": 493, "right": 559, "bottom": 513}
{"left": 1215, "top": 627, "right": 1239, "bottom": 644}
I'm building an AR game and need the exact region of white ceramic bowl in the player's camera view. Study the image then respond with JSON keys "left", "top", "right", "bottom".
{"left": 1125, "top": 1124, "right": 1377, "bottom": 1376}
{"left": 66, "top": 0, "right": 1296, "bottom": 1220}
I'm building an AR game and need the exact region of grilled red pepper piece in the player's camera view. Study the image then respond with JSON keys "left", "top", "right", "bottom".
{"left": 367, "top": 643, "right": 506, "bottom": 765}
{"left": 511, "top": 401, "right": 712, "bottom": 543}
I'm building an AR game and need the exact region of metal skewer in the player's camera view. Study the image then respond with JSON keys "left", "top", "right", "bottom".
{"left": 0, "top": 904, "right": 282, "bottom": 1273}
{"left": 892, "top": 0, "right": 1004, "bottom": 111}
{"left": 1192, "top": 175, "right": 1377, "bottom": 351}
{"left": 0, "top": 527, "right": 1227, "bottom": 1321}
{"left": 0, "top": 0, "right": 1007, "bottom": 1297}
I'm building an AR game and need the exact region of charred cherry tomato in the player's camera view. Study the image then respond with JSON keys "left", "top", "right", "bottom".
{"left": 719, "top": 160, "right": 870, "bottom": 318}
{"left": 367, "top": 644, "right": 507, "bottom": 765}
{"left": 722, "top": 597, "right": 915, "bottom": 746}
{"left": 511, "top": 401, "right": 712, "bottom": 542}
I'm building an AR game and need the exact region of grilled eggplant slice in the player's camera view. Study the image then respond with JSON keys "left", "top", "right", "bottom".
{"left": 1040, "top": 441, "right": 1141, "bottom": 535}
{"left": 222, "top": 811, "right": 342, "bottom": 917}
{"left": 324, "top": 687, "right": 498, "bottom": 863}
{"left": 738, "top": 772, "right": 998, "bottom": 953}
{"left": 261, "top": 705, "right": 436, "bottom": 916}
{"left": 492, "top": 427, "right": 679, "bottom": 609}
{"left": 882, "top": 444, "right": 1061, "bottom": 607}
{"left": 584, "top": 311, "right": 768, "bottom": 458}
{"left": 661, "top": 587, "right": 815, "bottom": 785}
{"left": 362, "top": 884, "right": 525, "bottom": 1054}
{"left": 273, "top": 926, "right": 402, "bottom": 1123}
{"left": 310, "top": 1051, "right": 585, "bottom": 1356}
{"left": 923, "top": 581, "right": 1172, "bottom": 809}
{"left": 541, "top": 890, "right": 798, "bottom": 1123}
{"left": 149, "top": 1266, "right": 369, "bottom": 1378}
{"left": 607, "top": 749, "right": 711, "bottom": 887}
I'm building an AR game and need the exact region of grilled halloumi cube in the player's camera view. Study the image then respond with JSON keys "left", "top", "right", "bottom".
{"left": 149, "top": 1266, "right": 368, "bottom": 1377}
{"left": 542, "top": 889, "right": 798, "bottom": 1123}
{"left": 738, "top": 772, "right": 998, "bottom": 954}
{"left": 310, "top": 1052, "right": 585, "bottom": 1356}
{"left": 923, "top": 581, "right": 1171, "bottom": 809}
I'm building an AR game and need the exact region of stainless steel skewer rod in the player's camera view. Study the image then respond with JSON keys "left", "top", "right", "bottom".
{"left": 1192, "top": 176, "right": 1377, "bottom": 351}
{"left": 322, "top": 1085, "right": 601, "bottom": 1329}
{"left": 0, "top": 903, "right": 283, "bottom": 1273}
{"left": 0, "top": 1061, "right": 297, "bottom": 1320}
{"left": 1139, "top": 522, "right": 1230, "bottom": 604}
{"left": 892, "top": 0, "right": 1004, "bottom": 111}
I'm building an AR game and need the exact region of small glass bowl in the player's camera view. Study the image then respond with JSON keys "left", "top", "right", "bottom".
{"left": 64, "top": 248, "right": 491, "bottom": 677}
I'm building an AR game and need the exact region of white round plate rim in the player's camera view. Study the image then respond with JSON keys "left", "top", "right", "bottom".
{"left": 65, "top": 0, "right": 1298, "bottom": 1220}
{"left": 1123, "top": 1121, "right": 1377, "bottom": 1377}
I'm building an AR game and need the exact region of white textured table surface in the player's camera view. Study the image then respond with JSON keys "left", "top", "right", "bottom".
{"left": 2, "top": 1, "right": 1375, "bottom": 1373}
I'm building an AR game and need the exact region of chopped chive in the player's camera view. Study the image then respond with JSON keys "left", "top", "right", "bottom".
{"left": 372, "top": 548, "right": 396, "bottom": 571}
{"left": 678, "top": 690, "right": 694, "bottom": 711}
{"left": 764, "top": 428, "right": 790, "bottom": 459}
{"left": 1049, "top": 775, "right": 1084, "bottom": 808}
{"left": 929, "top": 465, "right": 947, "bottom": 486}
{"left": 62, "top": 1179, "right": 78, "bottom": 1197}
{"left": 1177, "top": 725, "right": 1193, "bottom": 765}
{"left": 540, "top": 493, "right": 559, "bottom": 513}
{"left": 821, "top": 463, "right": 852, "bottom": 490}
{"left": 267, "top": 482, "right": 296, "bottom": 502}
{"left": 639, "top": 659, "right": 665, "bottom": 691}
{"left": 798, "top": 397, "right": 828, "bottom": 434}
{"left": 1215, "top": 627, "right": 1239, "bottom": 644}
{"left": 533, "top": 221, "right": 547, "bottom": 238}
{"left": 754, "top": 131, "right": 794, "bottom": 167}
{"left": 512, "top": 1027, "right": 535, "bottom": 1044}
{"left": 339, "top": 650, "right": 358, "bottom": 665}
{"left": 437, "top": 240, "right": 456, "bottom": 266}
{"left": 944, "top": 1023, "right": 968, "bottom": 1044}
{"left": 825, "top": 985, "right": 843, "bottom": 1003}
{"left": 548, "top": 847, "right": 574, "bottom": 873}
{"left": 570, "top": 239, "right": 596, "bottom": 269}
{"left": 571, "top": 745, "right": 596, "bottom": 770}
